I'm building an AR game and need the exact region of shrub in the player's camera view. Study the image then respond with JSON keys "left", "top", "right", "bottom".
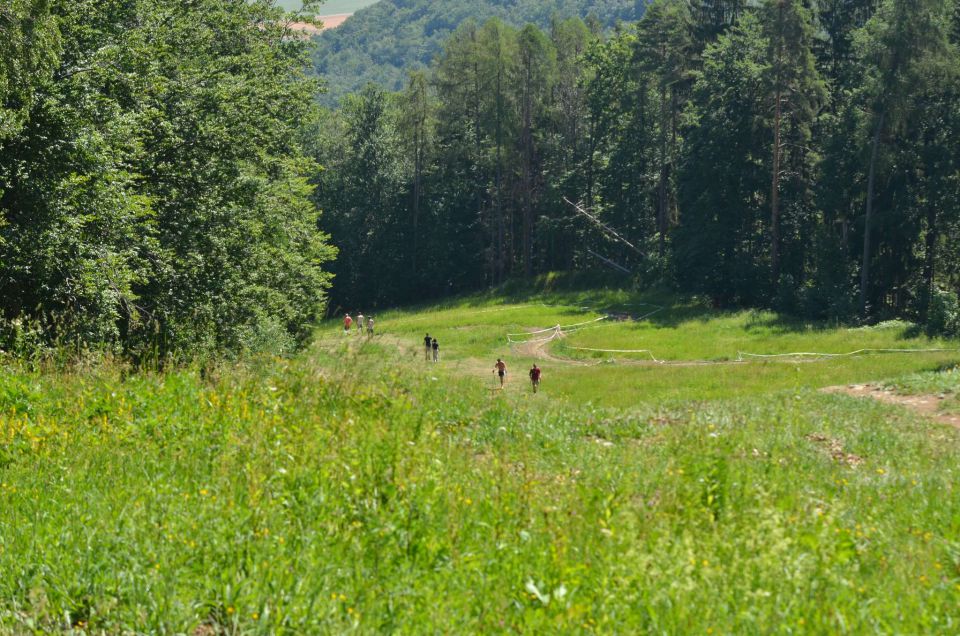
{"left": 926, "top": 287, "right": 960, "bottom": 337}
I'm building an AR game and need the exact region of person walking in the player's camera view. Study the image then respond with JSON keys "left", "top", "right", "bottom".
{"left": 529, "top": 364, "right": 542, "bottom": 393}
{"left": 493, "top": 358, "right": 507, "bottom": 389}
{"left": 367, "top": 316, "right": 375, "bottom": 337}
{"left": 344, "top": 314, "right": 353, "bottom": 334}
{"left": 356, "top": 313, "right": 365, "bottom": 336}
{"left": 424, "top": 333, "right": 432, "bottom": 361}
{"left": 432, "top": 338, "right": 440, "bottom": 362}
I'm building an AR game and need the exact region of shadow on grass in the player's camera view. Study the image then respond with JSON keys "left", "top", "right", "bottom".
{"left": 364, "top": 272, "right": 951, "bottom": 343}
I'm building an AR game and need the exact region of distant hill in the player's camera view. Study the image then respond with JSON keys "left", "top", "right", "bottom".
{"left": 313, "top": 0, "right": 648, "bottom": 105}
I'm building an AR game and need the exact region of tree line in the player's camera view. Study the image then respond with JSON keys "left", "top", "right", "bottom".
{"left": 316, "top": 0, "right": 960, "bottom": 332}
{"left": 0, "top": 0, "right": 336, "bottom": 358}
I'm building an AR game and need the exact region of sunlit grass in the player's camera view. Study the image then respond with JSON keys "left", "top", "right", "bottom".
{"left": 1, "top": 289, "right": 959, "bottom": 632}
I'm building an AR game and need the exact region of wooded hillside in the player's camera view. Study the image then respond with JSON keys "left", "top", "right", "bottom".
{"left": 312, "top": 0, "right": 648, "bottom": 104}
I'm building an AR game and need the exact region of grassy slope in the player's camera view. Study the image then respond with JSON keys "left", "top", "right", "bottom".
{"left": 1, "top": 289, "right": 959, "bottom": 632}
{"left": 367, "top": 288, "right": 959, "bottom": 407}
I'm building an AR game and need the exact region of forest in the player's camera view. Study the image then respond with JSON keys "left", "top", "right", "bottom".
{"left": 312, "top": 0, "right": 649, "bottom": 104}
{"left": 2, "top": 0, "right": 959, "bottom": 359}
{"left": 316, "top": 0, "right": 960, "bottom": 333}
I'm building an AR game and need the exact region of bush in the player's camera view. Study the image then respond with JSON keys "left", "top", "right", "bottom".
{"left": 925, "top": 287, "right": 960, "bottom": 337}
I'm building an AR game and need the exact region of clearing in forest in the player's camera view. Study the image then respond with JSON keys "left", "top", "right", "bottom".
{"left": 337, "top": 288, "right": 960, "bottom": 408}
{"left": 2, "top": 287, "right": 960, "bottom": 633}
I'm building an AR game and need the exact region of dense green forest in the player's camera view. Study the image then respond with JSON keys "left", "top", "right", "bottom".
{"left": 3, "top": 0, "right": 959, "bottom": 359}
{"left": 0, "top": 0, "right": 335, "bottom": 358}
{"left": 312, "top": 0, "right": 648, "bottom": 104}
{"left": 316, "top": 0, "right": 960, "bottom": 333}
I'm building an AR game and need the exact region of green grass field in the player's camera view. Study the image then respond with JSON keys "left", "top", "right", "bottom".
{"left": 2, "top": 287, "right": 960, "bottom": 632}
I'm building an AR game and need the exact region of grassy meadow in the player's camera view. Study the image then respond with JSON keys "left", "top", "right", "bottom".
{"left": 1, "top": 287, "right": 960, "bottom": 632}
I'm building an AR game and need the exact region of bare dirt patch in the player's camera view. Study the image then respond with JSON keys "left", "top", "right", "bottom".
{"left": 823, "top": 384, "right": 960, "bottom": 429}
{"left": 805, "top": 433, "right": 865, "bottom": 467}
{"left": 288, "top": 13, "right": 352, "bottom": 36}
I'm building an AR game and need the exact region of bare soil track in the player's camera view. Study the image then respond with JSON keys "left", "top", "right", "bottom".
{"left": 823, "top": 384, "right": 960, "bottom": 429}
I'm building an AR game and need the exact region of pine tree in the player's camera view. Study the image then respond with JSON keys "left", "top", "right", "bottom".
{"left": 761, "top": 0, "right": 826, "bottom": 286}
{"left": 857, "top": 0, "right": 954, "bottom": 315}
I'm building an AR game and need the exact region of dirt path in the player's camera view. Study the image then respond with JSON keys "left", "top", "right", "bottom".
{"left": 511, "top": 333, "right": 598, "bottom": 367}
{"left": 823, "top": 384, "right": 960, "bottom": 429}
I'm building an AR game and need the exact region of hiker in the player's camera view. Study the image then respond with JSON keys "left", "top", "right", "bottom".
{"left": 432, "top": 338, "right": 440, "bottom": 362}
{"left": 493, "top": 358, "right": 507, "bottom": 388}
{"left": 356, "top": 313, "right": 365, "bottom": 335}
{"left": 344, "top": 314, "right": 353, "bottom": 334}
{"left": 424, "top": 333, "right": 432, "bottom": 360}
{"left": 367, "top": 316, "right": 375, "bottom": 336}
{"left": 529, "top": 364, "right": 542, "bottom": 393}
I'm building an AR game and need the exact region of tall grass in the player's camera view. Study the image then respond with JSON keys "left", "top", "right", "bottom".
{"left": 1, "top": 292, "right": 959, "bottom": 632}
{"left": 0, "top": 359, "right": 958, "bottom": 630}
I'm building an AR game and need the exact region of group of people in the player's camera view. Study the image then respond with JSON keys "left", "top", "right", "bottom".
{"left": 424, "top": 333, "right": 440, "bottom": 362}
{"left": 419, "top": 335, "right": 542, "bottom": 392}
{"left": 343, "top": 313, "right": 375, "bottom": 336}
{"left": 494, "top": 358, "right": 541, "bottom": 393}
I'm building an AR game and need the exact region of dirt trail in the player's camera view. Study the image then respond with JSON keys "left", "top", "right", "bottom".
{"left": 823, "top": 384, "right": 960, "bottom": 429}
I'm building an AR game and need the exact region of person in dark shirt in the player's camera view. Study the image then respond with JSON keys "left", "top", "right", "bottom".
{"left": 529, "top": 364, "right": 542, "bottom": 393}
{"left": 432, "top": 338, "right": 440, "bottom": 362}
{"left": 424, "top": 334, "right": 432, "bottom": 361}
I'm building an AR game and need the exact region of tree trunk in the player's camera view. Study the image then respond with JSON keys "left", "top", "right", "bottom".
{"left": 860, "top": 110, "right": 885, "bottom": 316}
{"left": 495, "top": 55, "right": 505, "bottom": 284}
{"left": 922, "top": 200, "right": 937, "bottom": 319}
{"left": 771, "top": 87, "right": 782, "bottom": 285}
{"left": 522, "top": 63, "right": 534, "bottom": 278}
{"left": 657, "top": 82, "right": 669, "bottom": 261}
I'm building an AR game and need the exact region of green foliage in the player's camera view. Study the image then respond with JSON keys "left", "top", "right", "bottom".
{"left": 927, "top": 288, "right": 960, "bottom": 337}
{"left": 0, "top": 0, "right": 336, "bottom": 358}
{"left": 311, "top": 0, "right": 646, "bottom": 105}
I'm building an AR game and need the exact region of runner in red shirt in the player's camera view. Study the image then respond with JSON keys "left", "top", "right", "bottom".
{"left": 529, "top": 364, "right": 542, "bottom": 393}
{"left": 344, "top": 314, "right": 353, "bottom": 333}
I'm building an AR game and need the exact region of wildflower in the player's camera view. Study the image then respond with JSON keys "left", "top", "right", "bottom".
{"left": 227, "top": 606, "right": 235, "bottom": 615}
{"left": 200, "top": 489, "right": 209, "bottom": 496}
{"left": 252, "top": 612, "right": 259, "bottom": 620}
{"left": 876, "top": 468, "right": 885, "bottom": 475}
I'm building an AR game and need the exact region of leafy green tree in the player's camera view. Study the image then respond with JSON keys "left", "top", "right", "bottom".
{"left": 514, "top": 24, "right": 555, "bottom": 277}
{"left": 0, "top": 0, "right": 59, "bottom": 141}
{"left": 0, "top": 0, "right": 335, "bottom": 356}
{"left": 761, "top": 0, "right": 826, "bottom": 286}
{"left": 676, "top": 12, "right": 769, "bottom": 304}
{"left": 857, "top": 0, "right": 955, "bottom": 315}
{"left": 635, "top": 0, "right": 696, "bottom": 259}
